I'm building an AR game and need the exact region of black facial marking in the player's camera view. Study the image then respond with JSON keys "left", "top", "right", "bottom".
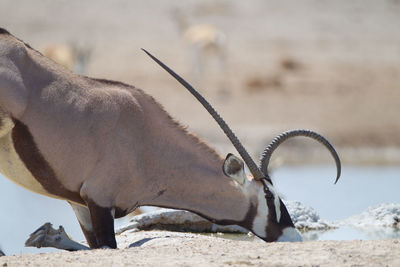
{"left": 236, "top": 203, "right": 258, "bottom": 230}
{"left": 210, "top": 202, "right": 258, "bottom": 229}
{"left": 259, "top": 178, "right": 296, "bottom": 242}
{"left": 264, "top": 198, "right": 295, "bottom": 242}
{"left": 264, "top": 197, "right": 283, "bottom": 241}
{"left": 277, "top": 199, "right": 296, "bottom": 227}
{"left": 263, "top": 187, "right": 274, "bottom": 200}
{"left": 0, "top": 28, "right": 10, "bottom": 35}
{"left": 144, "top": 202, "right": 258, "bottom": 231}
{"left": 11, "top": 119, "right": 84, "bottom": 204}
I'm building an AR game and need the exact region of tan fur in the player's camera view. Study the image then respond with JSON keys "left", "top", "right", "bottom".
{"left": 0, "top": 30, "right": 251, "bottom": 222}
{"left": 0, "top": 29, "right": 303, "bottom": 246}
{"left": 0, "top": 117, "right": 60, "bottom": 198}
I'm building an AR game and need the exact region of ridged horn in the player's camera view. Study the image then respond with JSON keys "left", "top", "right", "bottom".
{"left": 260, "top": 129, "right": 341, "bottom": 184}
{"left": 142, "top": 49, "right": 265, "bottom": 180}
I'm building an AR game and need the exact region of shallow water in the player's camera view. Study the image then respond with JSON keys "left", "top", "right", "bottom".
{"left": 205, "top": 226, "right": 400, "bottom": 243}
{"left": 307, "top": 226, "right": 400, "bottom": 241}
{"left": 273, "top": 165, "right": 400, "bottom": 221}
{"left": 0, "top": 165, "right": 399, "bottom": 255}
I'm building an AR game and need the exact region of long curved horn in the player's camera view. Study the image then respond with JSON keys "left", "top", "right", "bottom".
{"left": 260, "top": 129, "right": 341, "bottom": 184}
{"left": 142, "top": 49, "right": 265, "bottom": 180}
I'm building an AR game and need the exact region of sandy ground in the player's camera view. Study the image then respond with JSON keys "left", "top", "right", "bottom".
{"left": 1, "top": 0, "right": 400, "bottom": 265}
{"left": 0, "top": 231, "right": 399, "bottom": 266}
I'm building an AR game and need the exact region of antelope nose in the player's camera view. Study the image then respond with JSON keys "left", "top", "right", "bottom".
{"left": 277, "top": 227, "right": 303, "bottom": 242}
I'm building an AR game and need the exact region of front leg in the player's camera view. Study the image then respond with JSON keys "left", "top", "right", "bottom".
{"left": 87, "top": 199, "right": 117, "bottom": 249}
{"left": 69, "top": 202, "right": 98, "bottom": 248}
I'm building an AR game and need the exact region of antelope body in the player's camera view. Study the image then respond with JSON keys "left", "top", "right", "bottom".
{"left": 0, "top": 28, "right": 340, "bottom": 252}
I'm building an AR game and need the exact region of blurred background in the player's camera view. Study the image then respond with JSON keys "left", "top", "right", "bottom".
{"left": 0, "top": 0, "right": 399, "bottom": 255}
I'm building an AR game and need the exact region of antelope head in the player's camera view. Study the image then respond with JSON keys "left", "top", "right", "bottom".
{"left": 143, "top": 49, "right": 341, "bottom": 242}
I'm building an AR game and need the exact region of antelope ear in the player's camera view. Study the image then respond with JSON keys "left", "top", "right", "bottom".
{"left": 223, "top": 153, "right": 246, "bottom": 185}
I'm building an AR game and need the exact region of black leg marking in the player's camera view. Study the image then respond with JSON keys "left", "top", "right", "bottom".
{"left": 79, "top": 226, "right": 99, "bottom": 248}
{"left": 87, "top": 200, "right": 117, "bottom": 249}
{"left": 79, "top": 224, "right": 98, "bottom": 248}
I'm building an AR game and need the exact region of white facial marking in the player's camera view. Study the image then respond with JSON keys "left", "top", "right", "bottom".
{"left": 277, "top": 227, "right": 303, "bottom": 242}
{"left": 252, "top": 186, "right": 268, "bottom": 238}
{"left": 266, "top": 183, "right": 281, "bottom": 223}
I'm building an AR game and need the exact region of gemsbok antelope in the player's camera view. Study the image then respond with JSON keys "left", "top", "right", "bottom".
{"left": 0, "top": 28, "right": 341, "bottom": 252}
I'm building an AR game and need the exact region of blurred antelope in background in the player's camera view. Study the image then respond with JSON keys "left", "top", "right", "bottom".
{"left": 42, "top": 43, "right": 92, "bottom": 75}
{"left": 172, "top": 8, "right": 228, "bottom": 86}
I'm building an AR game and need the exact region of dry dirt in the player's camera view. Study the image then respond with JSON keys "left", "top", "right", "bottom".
{"left": 0, "top": 0, "right": 399, "bottom": 265}
{"left": 0, "top": 231, "right": 399, "bottom": 266}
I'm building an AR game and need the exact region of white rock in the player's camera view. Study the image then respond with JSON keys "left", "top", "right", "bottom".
{"left": 116, "top": 201, "right": 335, "bottom": 235}
{"left": 342, "top": 203, "right": 400, "bottom": 228}
{"left": 116, "top": 209, "right": 247, "bottom": 235}
{"left": 284, "top": 201, "right": 335, "bottom": 230}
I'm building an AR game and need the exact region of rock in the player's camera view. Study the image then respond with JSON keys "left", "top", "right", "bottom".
{"left": 342, "top": 203, "right": 400, "bottom": 228}
{"left": 284, "top": 201, "right": 336, "bottom": 230}
{"left": 116, "top": 201, "right": 335, "bottom": 235}
{"left": 116, "top": 209, "right": 248, "bottom": 235}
